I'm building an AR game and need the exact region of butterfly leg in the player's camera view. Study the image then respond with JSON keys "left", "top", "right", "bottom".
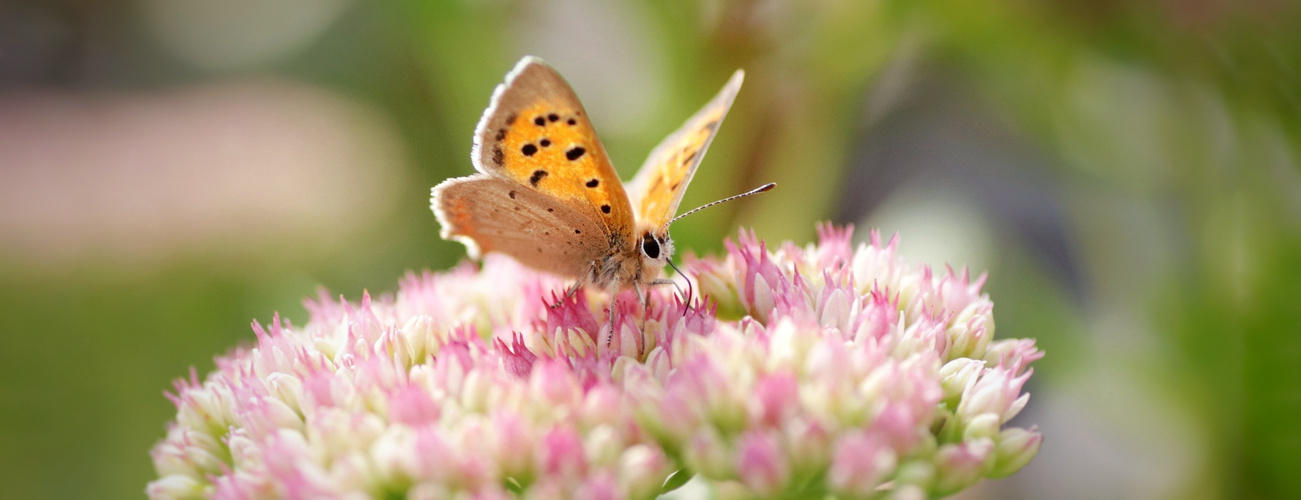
{"left": 635, "top": 281, "right": 648, "bottom": 332}
{"left": 550, "top": 281, "right": 583, "bottom": 309}
{"left": 632, "top": 282, "right": 652, "bottom": 354}
{"left": 649, "top": 278, "right": 679, "bottom": 295}
{"left": 604, "top": 283, "right": 620, "bottom": 347}
{"left": 660, "top": 260, "right": 694, "bottom": 307}
{"left": 650, "top": 278, "right": 692, "bottom": 309}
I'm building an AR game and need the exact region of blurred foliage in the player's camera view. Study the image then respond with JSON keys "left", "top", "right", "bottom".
{"left": 907, "top": 1, "right": 1301, "bottom": 498}
{"left": 0, "top": 0, "right": 1297, "bottom": 498}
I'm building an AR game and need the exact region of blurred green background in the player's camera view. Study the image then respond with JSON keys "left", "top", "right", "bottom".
{"left": 1, "top": 0, "right": 1298, "bottom": 498}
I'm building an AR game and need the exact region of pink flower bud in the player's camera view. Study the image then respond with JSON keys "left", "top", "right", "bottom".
{"left": 530, "top": 361, "right": 583, "bottom": 410}
{"left": 828, "top": 432, "right": 896, "bottom": 496}
{"left": 574, "top": 471, "right": 620, "bottom": 500}
{"left": 933, "top": 439, "right": 995, "bottom": 495}
{"left": 736, "top": 431, "right": 790, "bottom": 496}
{"left": 539, "top": 426, "right": 589, "bottom": 482}
{"left": 618, "top": 445, "right": 671, "bottom": 500}
{"left": 146, "top": 474, "right": 204, "bottom": 499}
{"left": 984, "top": 338, "right": 1044, "bottom": 377}
{"left": 990, "top": 426, "right": 1043, "bottom": 478}
{"left": 939, "top": 358, "right": 984, "bottom": 405}
{"left": 490, "top": 412, "right": 535, "bottom": 481}
{"left": 750, "top": 372, "right": 800, "bottom": 428}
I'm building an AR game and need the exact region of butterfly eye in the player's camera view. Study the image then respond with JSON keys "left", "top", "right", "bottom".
{"left": 641, "top": 236, "right": 661, "bottom": 260}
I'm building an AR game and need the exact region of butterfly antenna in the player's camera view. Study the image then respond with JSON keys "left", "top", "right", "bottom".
{"left": 664, "top": 259, "right": 693, "bottom": 308}
{"left": 658, "top": 183, "right": 776, "bottom": 234}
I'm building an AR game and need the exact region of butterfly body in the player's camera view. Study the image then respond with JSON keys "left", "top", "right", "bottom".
{"left": 432, "top": 56, "right": 742, "bottom": 316}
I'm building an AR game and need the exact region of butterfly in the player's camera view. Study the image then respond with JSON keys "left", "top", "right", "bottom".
{"left": 431, "top": 56, "right": 770, "bottom": 330}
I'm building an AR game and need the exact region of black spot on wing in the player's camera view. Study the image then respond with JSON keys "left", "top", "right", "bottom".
{"left": 495, "top": 128, "right": 507, "bottom": 141}
{"left": 505, "top": 113, "right": 517, "bottom": 125}
{"left": 534, "top": 116, "right": 546, "bottom": 126}
{"left": 601, "top": 204, "right": 611, "bottom": 214}
{"left": 540, "top": 139, "right": 551, "bottom": 147}
{"left": 566, "top": 147, "right": 586, "bottom": 161}
{"left": 567, "top": 118, "right": 577, "bottom": 125}
{"left": 548, "top": 113, "right": 559, "bottom": 122}
{"left": 508, "top": 190, "right": 517, "bottom": 199}
{"left": 522, "top": 144, "right": 537, "bottom": 156}
{"left": 586, "top": 179, "right": 599, "bottom": 188}
{"left": 529, "top": 170, "right": 548, "bottom": 186}
{"left": 492, "top": 146, "right": 504, "bottom": 166}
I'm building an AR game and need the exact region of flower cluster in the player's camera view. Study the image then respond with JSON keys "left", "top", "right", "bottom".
{"left": 149, "top": 225, "right": 1042, "bottom": 499}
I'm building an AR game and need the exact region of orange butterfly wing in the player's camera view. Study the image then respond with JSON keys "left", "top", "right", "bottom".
{"left": 627, "top": 70, "right": 744, "bottom": 231}
{"left": 472, "top": 57, "right": 636, "bottom": 245}
{"left": 432, "top": 175, "right": 608, "bottom": 276}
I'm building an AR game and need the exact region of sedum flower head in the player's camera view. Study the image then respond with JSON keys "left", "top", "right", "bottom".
{"left": 149, "top": 224, "right": 1042, "bottom": 499}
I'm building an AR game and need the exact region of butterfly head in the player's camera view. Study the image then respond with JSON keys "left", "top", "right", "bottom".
{"left": 638, "top": 230, "right": 674, "bottom": 271}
